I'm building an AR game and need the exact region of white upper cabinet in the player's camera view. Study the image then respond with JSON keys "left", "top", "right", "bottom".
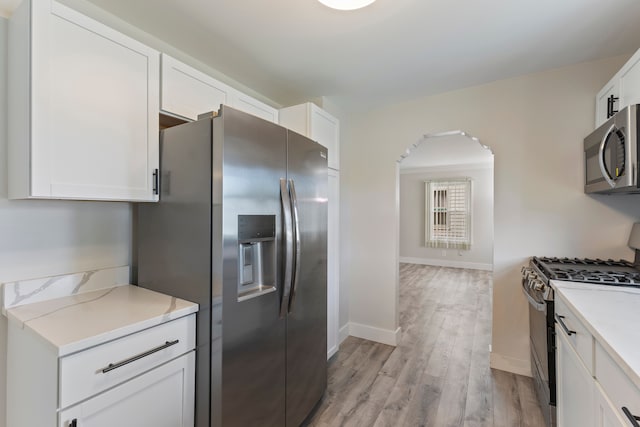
{"left": 161, "top": 54, "right": 278, "bottom": 124}
{"left": 231, "top": 91, "right": 280, "bottom": 123}
{"left": 161, "top": 54, "right": 233, "bottom": 121}
{"left": 280, "top": 103, "right": 340, "bottom": 170}
{"left": 595, "top": 79, "right": 620, "bottom": 128}
{"left": 619, "top": 51, "right": 640, "bottom": 110}
{"left": 595, "top": 48, "right": 640, "bottom": 128}
{"left": 9, "top": 0, "right": 160, "bottom": 201}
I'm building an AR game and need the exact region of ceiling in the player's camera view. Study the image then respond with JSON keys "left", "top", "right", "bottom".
{"left": 3, "top": 0, "right": 640, "bottom": 109}
{"left": 399, "top": 133, "right": 493, "bottom": 169}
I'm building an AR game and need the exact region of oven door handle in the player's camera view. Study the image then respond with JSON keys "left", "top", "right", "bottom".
{"left": 521, "top": 283, "right": 546, "bottom": 312}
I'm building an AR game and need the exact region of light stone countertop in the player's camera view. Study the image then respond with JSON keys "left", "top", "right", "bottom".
{"left": 5, "top": 284, "right": 198, "bottom": 356}
{"left": 551, "top": 280, "right": 640, "bottom": 390}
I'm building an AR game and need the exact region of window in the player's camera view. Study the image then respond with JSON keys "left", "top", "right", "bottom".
{"left": 425, "top": 178, "right": 471, "bottom": 250}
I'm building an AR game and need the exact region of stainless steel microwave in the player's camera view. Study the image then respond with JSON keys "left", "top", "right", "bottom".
{"left": 585, "top": 104, "right": 639, "bottom": 194}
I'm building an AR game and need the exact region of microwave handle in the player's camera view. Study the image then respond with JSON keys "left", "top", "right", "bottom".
{"left": 598, "top": 124, "right": 617, "bottom": 188}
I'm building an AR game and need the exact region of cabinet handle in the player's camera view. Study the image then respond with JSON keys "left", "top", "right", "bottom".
{"left": 70, "top": 419, "right": 78, "bottom": 427}
{"left": 622, "top": 407, "right": 640, "bottom": 427}
{"left": 101, "top": 340, "right": 179, "bottom": 374}
{"left": 555, "top": 315, "right": 576, "bottom": 336}
{"left": 152, "top": 168, "right": 159, "bottom": 195}
{"left": 608, "top": 95, "right": 619, "bottom": 119}
{"left": 608, "top": 96, "right": 613, "bottom": 118}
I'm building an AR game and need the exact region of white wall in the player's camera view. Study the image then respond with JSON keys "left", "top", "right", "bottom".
{"left": 342, "top": 54, "right": 640, "bottom": 374}
{"left": 399, "top": 163, "right": 494, "bottom": 270}
{"left": 0, "top": 16, "right": 133, "bottom": 427}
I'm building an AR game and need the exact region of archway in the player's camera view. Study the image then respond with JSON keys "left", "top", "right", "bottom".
{"left": 397, "top": 130, "right": 494, "bottom": 269}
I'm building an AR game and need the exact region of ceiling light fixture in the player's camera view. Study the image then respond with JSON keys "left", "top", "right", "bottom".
{"left": 317, "top": 0, "right": 376, "bottom": 11}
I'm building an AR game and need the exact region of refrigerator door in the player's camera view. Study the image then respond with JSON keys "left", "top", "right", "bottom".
{"left": 216, "top": 106, "right": 287, "bottom": 427}
{"left": 285, "top": 130, "right": 328, "bottom": 427}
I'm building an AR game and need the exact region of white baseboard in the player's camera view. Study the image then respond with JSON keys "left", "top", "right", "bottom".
{"left": 327, "top": 345, "right": 338, "bottom": 360}
{"left": 339, "top": 324, "right": 350, "bottom": 344}
{"left": 348, "top": 322, "right": 401, "bottom": 346}
{"left": 399, "top": 257, "right": 493, "bottom": 271}
{"left": 490, "top": 352, "right": 532, "bottom": 377}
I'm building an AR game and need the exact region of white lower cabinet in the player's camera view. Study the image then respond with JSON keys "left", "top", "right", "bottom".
{"left": 595, "top": 381, "right": 626, "bottom": 427}
{"left": 7, "top": 313, "right": 196, "bottom": 427}
{"left": 556, "top": 325, "right": 595, "bottom": 427}
{"left": 59, "top": 353, "right": 195, "bottom": 427}
{"left": 555, "top": 290, "right": 640, "bottom": 427}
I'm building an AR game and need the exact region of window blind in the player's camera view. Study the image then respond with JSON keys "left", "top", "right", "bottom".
{"left": 425, "top": 178, "right": 471, "bottom": 250}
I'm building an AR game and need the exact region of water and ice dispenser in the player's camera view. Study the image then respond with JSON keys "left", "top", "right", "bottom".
{"left": 237, "top": 215, "right": 277, "bottom": 301}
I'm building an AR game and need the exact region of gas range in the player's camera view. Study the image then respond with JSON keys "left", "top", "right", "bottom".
{"left": 522, "top": 255, "right": 640, "bottom": 427}
{"left": 522, "top": 223, "right": 640, "bottom": 427}
{"left": 532, "top": 256, "right": 640, "bottom": 287}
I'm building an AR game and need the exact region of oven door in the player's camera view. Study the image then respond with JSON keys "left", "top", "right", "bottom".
{"left": 527, "top": 290, "right": 549, "bottom": 391}
{"left": 525, "top": 287, "right": 556, "bottom": 427}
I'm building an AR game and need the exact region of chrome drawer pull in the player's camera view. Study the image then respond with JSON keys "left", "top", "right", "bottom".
{"left": 555, "top": 315, "right": 576, "bottom": 336}
{"left": 101, "top": 340, "right": 179, "bottom": 374}
{"left": 622, "top": 407, "right": 640, "bottom": 427}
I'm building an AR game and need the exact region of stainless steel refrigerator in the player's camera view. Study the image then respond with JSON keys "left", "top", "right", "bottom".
{"left": 136, "top": 106, "right": 328, "bottom": 427}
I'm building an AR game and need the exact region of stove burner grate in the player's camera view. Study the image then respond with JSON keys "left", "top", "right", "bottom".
{"left": 532, "top": 257, "right": 640, "bottom": 287}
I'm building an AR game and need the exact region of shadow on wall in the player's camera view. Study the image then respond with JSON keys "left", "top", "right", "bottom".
{"left": 397, "top": 130, "right": 495, "bottom": 271}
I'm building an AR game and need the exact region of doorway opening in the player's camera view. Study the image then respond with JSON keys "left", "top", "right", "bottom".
{"left": 397, "top": 130, "right": 494, "bottom": 271}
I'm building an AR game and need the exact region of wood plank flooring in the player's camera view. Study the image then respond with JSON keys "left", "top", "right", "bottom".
{"left": 306, "top": 263, "right": 546, "bottom": 427}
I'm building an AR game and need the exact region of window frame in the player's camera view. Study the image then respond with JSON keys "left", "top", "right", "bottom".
{"left": 424, "top": 178, "right": 472, "bottom": 250}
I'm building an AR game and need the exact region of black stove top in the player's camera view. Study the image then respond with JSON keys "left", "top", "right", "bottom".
{"left": 532, "top": 257, "right": 640, "bottom": 287}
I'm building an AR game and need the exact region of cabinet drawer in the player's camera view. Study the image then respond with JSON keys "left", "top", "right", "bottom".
{"left": 595, "top": 341, "right": 640, "bottom": 426}
{"left": 59, "top": 314, "right": 195, "bottom": 409}
{"left": 59, "top": 352, "right": 195, "bottom": 427}
{"left": 555, "top": 296, "right": 594, "bottom": 375}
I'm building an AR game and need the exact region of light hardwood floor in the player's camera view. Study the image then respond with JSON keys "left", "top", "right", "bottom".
{"left": 306, "top": 263, "right": 546, "bottom": 427}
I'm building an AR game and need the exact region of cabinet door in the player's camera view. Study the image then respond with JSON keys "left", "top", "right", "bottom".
{"left": 619, "top": 50, "right": 640, "bottom": 111}
{"left": 161, "top": 54, "right": 232, "bottom": 121}
{"left": 231, "top": 92, "right": 279, "bottom": 123}
{"left": 327, "top": 169, "right": 340, "bottom": 359}
{"left": 595, "top": 382, "right": 626, "bottom": 427}
{"left": 310, "top": 105, "right": 340, "bottom": 170}
{"left": 556, "top": 326, "right": 595, "bottom": 427}
{"left": 16, "top": 0, "right": 160, "bottom": 201}
{"left": 279, "top": 103, "right": 340, "bottom": 170}
{"left": 59, "top": 352, "right": 195, "bottom": 427}
{"left": 596, "top": 79, "right": 620, "bottom": 128}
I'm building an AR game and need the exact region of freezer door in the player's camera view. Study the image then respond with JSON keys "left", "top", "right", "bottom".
{"left": 285, "top": 130, "right": 328, "bottom": 427}
{"left": 217, "top": 106, "right": 288, "bottom": 427}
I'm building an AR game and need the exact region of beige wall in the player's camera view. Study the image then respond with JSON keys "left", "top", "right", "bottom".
{"left": 342, "top": 54, "right": 640, "bottom": 374}
{"left": 399, "top": 163, "right": 494, "bottom": 269}
{"left": 0, "top": 17, "right": 133, "bottom": 427}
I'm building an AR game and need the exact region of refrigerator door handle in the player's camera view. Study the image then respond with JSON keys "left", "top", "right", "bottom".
{"left": 280, "top": 178, "right": 294, "bottom": 318}
{"left": 288, "top": 179, "right": 302, "bottom": 314}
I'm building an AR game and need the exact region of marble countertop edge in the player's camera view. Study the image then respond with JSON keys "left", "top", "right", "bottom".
{"left": 5, "top": 284, "right": 199, "bottom": 357}
{"left": 54, "top": 307, "right": 198, "bottom": 357}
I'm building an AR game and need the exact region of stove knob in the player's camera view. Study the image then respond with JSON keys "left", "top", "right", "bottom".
{"left": 533, "top": 281, "right": 545, "bottom": 291}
